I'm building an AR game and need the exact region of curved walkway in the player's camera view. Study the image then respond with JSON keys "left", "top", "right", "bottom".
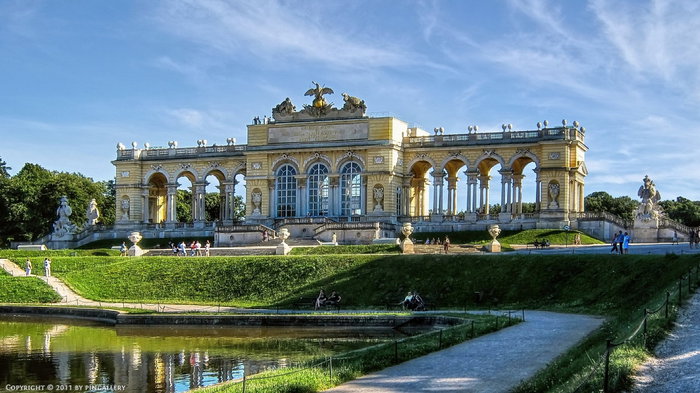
{"left": 631, "top": 291, "right": 700, "bottom": 393}
{"left": 325, "top": 311, "right": 604, "bottom": 393}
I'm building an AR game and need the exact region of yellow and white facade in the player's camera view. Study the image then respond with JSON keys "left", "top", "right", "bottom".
{"left": 112, "top": 86, "right": 588, "bottom": 238}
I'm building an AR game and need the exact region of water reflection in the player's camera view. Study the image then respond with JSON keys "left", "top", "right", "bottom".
{"left": 0, "top": 315, "right": 402, "bottom": 393}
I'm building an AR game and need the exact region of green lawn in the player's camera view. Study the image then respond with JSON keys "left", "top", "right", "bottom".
{"left": 0, "top": 275, "right": 61, "bottom": 303}
{"left": 412, "top": 228, "right": 604, "bottom": 247}
{"left": 4, "top": 252, "right": 698, "bottom": 392}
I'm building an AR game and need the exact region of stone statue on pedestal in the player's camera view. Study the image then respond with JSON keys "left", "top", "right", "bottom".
{"left": 86, "top": 198, "right": 100, "bottom": 226}
{"left": 52, "top": 196, "right": 76, "bottom": 239}
{"left": 636, "top": 175, "right": 661, "bottom": 221}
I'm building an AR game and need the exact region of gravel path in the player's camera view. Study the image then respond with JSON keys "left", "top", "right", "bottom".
{"left": 324, "top": 311, "right": 604, "bottom": 393}
{"left": 630, "top": 292, "right": 700, "bottom": 393}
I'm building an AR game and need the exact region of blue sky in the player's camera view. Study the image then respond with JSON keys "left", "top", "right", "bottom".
{"left": 1, "top": 0, "right": 699, "bottom": 202}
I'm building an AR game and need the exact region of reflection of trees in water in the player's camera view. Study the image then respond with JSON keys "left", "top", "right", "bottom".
{"left": 1, "top": 320, "right": 395, "bottom": 393}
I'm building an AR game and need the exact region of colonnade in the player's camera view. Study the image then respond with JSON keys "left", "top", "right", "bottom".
{"left": 143, "top": 178, "right": 240, "bottom": 224}
{"left": 406, "top": 167, "right": 543, "bottom": 217}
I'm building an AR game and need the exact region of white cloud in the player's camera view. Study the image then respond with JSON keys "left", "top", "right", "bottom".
{"left": 152, "top": 0, "right": 448, "bottom": 73}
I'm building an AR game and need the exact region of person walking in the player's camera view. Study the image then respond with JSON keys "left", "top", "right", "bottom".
{"left": 24, "top": 259, "right": 32, "bottom": 276}
{"left": 43, "top": 258, "right": 51, "bottom": 278}
{"left": 443, "top": 236, "right": 450, "bottom": 254}
{"left": 622, "top": 232, "right": 630, "bottom": 254}
{"left": 672, "top": 231, "right": 679, "bottom": 245}
{"left": 204, "top": 240, "right": 211, "bottom": 257}
{"left": 120, "top": 242, "right": 127, "bottom": 257}
{"left": 610, "top": 231, "right": 620, "bottom": 254}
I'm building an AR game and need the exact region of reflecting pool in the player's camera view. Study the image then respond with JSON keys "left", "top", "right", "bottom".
{"left": 0, "top": 315, "right": 403, "bottom": 393}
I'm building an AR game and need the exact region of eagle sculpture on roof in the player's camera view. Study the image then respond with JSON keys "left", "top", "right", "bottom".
{"left": 304, "top": 81, "right": 334, "bottom": 108}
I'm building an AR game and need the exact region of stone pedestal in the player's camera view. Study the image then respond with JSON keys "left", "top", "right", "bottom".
{"left": 128, "top": 245, "right": 144, "bottom": 257}
{"left": 401, "top": 238, "right": 415, "bottom": 254}
{"left": 400, "top": 222, "right": 415, "bottom": 254}
{"left": 276, "top": 228, "right": 291, "bottom": 255}
{"left": 276, "top": 242, "right": 291, "bottom": 255}
{"left": 633, "top": 216, "right": 660, "bottom": 243}
{"left": 485, "top": 239, "right": 501, "bottom": 253}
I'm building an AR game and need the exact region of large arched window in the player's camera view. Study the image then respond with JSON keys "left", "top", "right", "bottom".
{"left": 307, "top": 163, "right": 329, "bottom": 216}
{"left": 276, "top": 164, "right": 297, "bottom": 217}
{"left": 340, "top": 162, "right": 362, "bottom": 216}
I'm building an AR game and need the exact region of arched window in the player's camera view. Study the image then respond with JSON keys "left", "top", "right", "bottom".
{"left": 307, "top": 163, "right": 329, "bottom": 216}
{"left": 340, "top": 162, "right": 362, "bottom": 216}
{"left": 276, "top": 164, "right": 297, "bottom": 217}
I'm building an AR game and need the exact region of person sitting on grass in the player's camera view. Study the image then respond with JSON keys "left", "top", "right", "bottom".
{"left": 401, "top": 291, "right": 426, "bottom": 311}
{"left": 325, "top": 291, "right": 341, "bottom": 306}
{"left": 314, "top": 289, "right": 327, "bottom": 310}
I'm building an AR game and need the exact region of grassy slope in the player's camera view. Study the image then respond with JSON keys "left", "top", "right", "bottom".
{"left": 12, "top": 254, "right": 696, "bottom": 314}
{"left": 5, "top": 252, "right": 699, "bottom": 392}
{"left": 0, "top": 273, "right": 61, "bottom": 303}
{"left": 412, "top": 229, "right": 604, "bottom": 246}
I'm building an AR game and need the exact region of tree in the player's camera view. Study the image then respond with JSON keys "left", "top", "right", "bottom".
{"left": 0, "top": 163, "right": 109, "bottom": 244}
{"left": 584, "top": 191, "right": 637, "bottom": 221}
{"left": 659, "top": 197, "right": 700, "bottom": 227}
{"left": 176, "top": 189, "right": 192, "bottom": 222}
{"left": 205, "top": 192, "right": 221, "bottom": 222}
{"left": 0, "top": 156, "right": 10, "bottom": 178}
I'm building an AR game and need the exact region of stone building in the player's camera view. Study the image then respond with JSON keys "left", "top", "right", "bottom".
{"left": 112, "top": 83, "right": 589, "bottom": 244}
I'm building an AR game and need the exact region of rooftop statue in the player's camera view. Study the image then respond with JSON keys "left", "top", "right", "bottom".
{"left": 271, "top": 82, "right": 367, "bottom": 122}
{"left": 305, "top": 81, "right": 334, "bottom": 108}
{"left": 342, "top": 93, "right": 366, "bottom": 112}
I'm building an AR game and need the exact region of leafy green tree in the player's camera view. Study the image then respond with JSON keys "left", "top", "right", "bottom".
{"left": 0, "top": 156, "right": 10, "bottom": 178}
{"left": 659, "top": 197, "right": 700, "bottom": 227}
{"left": 233, "top": 195, "right": 245, "bottom": 220}
{"left": 205, "top": 192, "right": 221, "bottom": 222}
{"left": 176, "top": 189, "right": 192, "bottom": 222}
{"left": 584, "top": 191, "right": 637, "bottom": 221}
{"left": 98, "top": 180, "right": 116, "bottom": 226}
{"left": 0, "top": 163, "right": 108, "bottom": 244}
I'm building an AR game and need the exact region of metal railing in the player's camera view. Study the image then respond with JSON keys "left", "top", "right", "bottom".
{"left": 570, "top": 264, "right": 700, "bottom": 393}
{"left": 200, "top": 311, "right": 523, "bottom": 393}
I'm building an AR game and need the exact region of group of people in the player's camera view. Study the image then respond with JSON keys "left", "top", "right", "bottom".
{"left": 424, "top": 236, "right": 451, "bottom": 253}
{"left": 533, "top": 239, "right": 550, "bottom": 248}
{"left": 24, "top": 257, "right": 51, "bottom": 277}
{"left": 172, "top": 240, "right": 211, "bottom": 257}
{"left": 610, "top": 231, "right": 631, "bottom": 254}
{"left": 401, "top": 291, "right": 426, "bottom": 311}
{"left": 686, "top": 230, "right": 700, "bottom": 248}
{"left": 315, "top": 289, "right": 341, "bottom": 310}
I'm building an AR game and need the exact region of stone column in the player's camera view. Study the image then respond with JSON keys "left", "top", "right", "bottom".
{"left": 513, "top": 174, "right": 524, "bottom": 215}
{"left": 478, "top": 175, "right": 490, "bottom": 214}
{"left": 329, "top": 175, "right": 339, "bottom": 216}
{"left": 534, "top": 169, "right": 541, "bottom": 212}
{"left": 268, "top": 179, "right": 275, "bottom": 218}
{"left": 446, "top": 176, "right": 458, "bottom": 215}
{"left": 194, "top": 183, "right": 206, "bottom": 222}
{"left": 431, "top": 171, "right": 440, "bottom": 214}
{"left": 142, "top": 189, "right": 150, "bottom": 224}
{"left": 166, "top": 184, "right": 177, "bottom": 223}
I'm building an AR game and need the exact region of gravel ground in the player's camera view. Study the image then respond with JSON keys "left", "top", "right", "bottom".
{"left": 631, "top": 292, "right": 700, "bottom": 393}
